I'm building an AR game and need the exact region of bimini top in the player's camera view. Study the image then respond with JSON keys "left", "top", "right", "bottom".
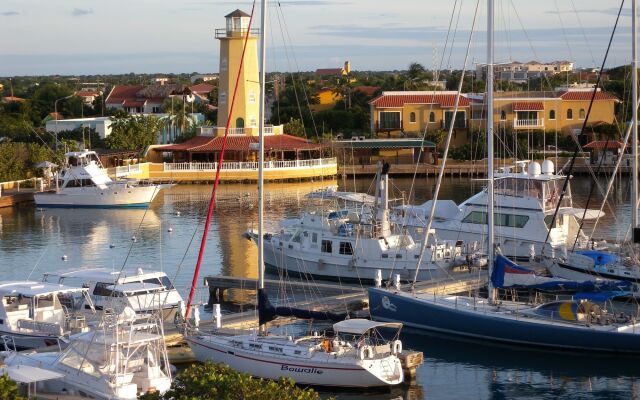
{"left": 0, "top": 281, "right": 87, "bottom": 297}
{"left": 333, "top": 319, "right": 402, "bottom": 335}
{"left": 45, "top": 267, "right": 169, "bottom": 284}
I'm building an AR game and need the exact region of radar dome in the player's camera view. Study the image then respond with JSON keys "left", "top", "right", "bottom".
{"left": 541, "top": 160, "right": 555, "bottom": 175}
{"left": 528, "top": 161, "right": 541, "bottom": 176}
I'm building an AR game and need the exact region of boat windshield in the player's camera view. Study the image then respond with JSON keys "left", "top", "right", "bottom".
{"left": 494, "top": 178, "right": 571, "bottom": 211}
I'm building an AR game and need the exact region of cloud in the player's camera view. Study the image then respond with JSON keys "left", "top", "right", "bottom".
{"left": 0, "top": 11, "right": 19, "bottom": 16}
{"left": 189, "top": 1, "right": 346, "bottom": 6}
{"left": 72, "top": 8, "right": 93, "bottom": 16}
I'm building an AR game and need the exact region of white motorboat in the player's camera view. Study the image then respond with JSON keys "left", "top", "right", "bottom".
{"left": 34, "top": 149, "right": 161, "bottom": 208}
{"left": 2, "top": 308, "right": 172, "bottom": 399}
{"left": 0, "top": 281, "right": 92, "bottom": 350}
{"left": 187, "top": 318, "right": 404, "bottom": 387}
{"left": 43, "top": 267, "right": 183, "bottom": 322}
{"left": 395, "top": 160, "right": 598, "bottom": 261}
{"left": 250, "top": 162, "right": 479, "bottom": 283}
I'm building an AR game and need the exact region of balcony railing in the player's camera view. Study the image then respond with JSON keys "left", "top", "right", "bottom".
{"left": 214, "top": 28, "right": 260, "bottom": 39}
{"left": 375, "top": 121, "right": 403, "bottom": 132}
{"left": 513, "top": 118, "right": 544, "bottom": 129}
{"left": 199, "top": 125, "right": 282, "bottom": 136}
{"left": 115, "top": 164, "right": 141, "bottom": 177}
{"left": 163, "top": 158, "right": 337, "bottom": 172}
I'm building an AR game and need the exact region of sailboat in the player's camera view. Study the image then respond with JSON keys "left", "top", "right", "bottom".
{"left": 368, "top": 0, "right": 640, "bottom": 354}
{"left": 544, "top": 0, "right": 640, "bottom": 285}
{"left": 183, "top": 1, "right": 404, "bottom": 388}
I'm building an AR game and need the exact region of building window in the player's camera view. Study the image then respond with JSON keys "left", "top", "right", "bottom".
{"left": 409, "top": 112, "right": 416, "bottom": 123}
{"left": 249, "top": 90, "right": 256, "bottom": 103}
{"left": 236, "top": 118, "right": 244, "bottom": 128}
{"left": 429, "top": 112, "right": 435, "bottom": 123}
{"left": 220, "top": 92, "right": 226, "bottom": 104}
{"left": 461, "top": 211, "right": 529, "bottom": 228}
{"left": 500, "top": 110, "right": 506, "bottom": 121}
{"left": 379, "top": 111, "right": 401, "bottom": 130}
{"left": 249, "top": 115, "right": 257, "bottom": 127}
{"left": 579, "top": 108, "right": 586, "bottom": 119}
{"left": 321, "top": 240, "right": 332, "bottom": 253}
{"left": 567, "top": 109, "right": 573, "bottom": 120}
{"left": 152, "top": 106, "right": 160, "bottom": 113}
{"left": 221, "top": 58, "right": 228, "bottom": 72}
{"left": 549, "top": 109, "right": 556, "bottom": 120}
{"left": 312, "top": 233, "right": 318, "bottom": 243}
{"left": 444, "top": 110, "right": 466, "bottom": 128}
{"left": 339, "top": 242, "right": 353, "bottom": 255}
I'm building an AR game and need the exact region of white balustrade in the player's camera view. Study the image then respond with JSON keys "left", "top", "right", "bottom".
{"left": 162, "top": 158, "right": 336, "bottom": 172}
{"left": 513, "top": 118, "right": 544, "bottom": 128}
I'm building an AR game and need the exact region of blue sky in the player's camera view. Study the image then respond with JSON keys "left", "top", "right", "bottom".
{"left": 0, "top": 0, "right": 634, "bottom": 76}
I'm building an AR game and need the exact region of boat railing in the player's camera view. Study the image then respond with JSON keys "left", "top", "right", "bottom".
{"left": 115, "top": 164, "right": 142, "bottom": 177}
{"left": 162, "top": 158, "right": 337, "bottom": 172}
{"left": 17, "top": 319, "right": 63, "bottom": 336}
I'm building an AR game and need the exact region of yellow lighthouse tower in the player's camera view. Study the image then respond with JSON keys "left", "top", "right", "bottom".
{"left": 216, "top": 9, "right": 261, "bottom": 135}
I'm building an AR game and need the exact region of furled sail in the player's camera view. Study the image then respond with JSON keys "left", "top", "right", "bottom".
{"left": 258, "top": 289, "right": 347, "bottom": 326}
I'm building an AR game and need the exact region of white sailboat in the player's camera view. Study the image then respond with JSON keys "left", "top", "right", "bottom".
{"left": 2, "top": 308, "right": 172, "bottom": 399}
{"left": 369, "top": 0, "right": 640, "bottom": 354}
{"left": 184, "top": 2, "right": 405, "bottom": 387}
{"left": 544, "top": 0, "right": 640, "bottom": 284}
{"left": 34, "top": 149, "right": 161, "bottom": 208}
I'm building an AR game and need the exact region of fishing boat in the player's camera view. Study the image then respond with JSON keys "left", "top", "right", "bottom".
{"left": 0, "top": 281, "right": 93, "bottom": 350}
{"left": 183, "top": 3, "right": 405, "bottom": 388}
{"left": 369, "top": 0, "right": 640, "bottom": 354}
{"left": 34, "top": 149, "right": 161, "bottom": 208}
{"left": 248, "top": 161, "right": 480, "bottom": 283}
{"left": 42, "top": 267, "right": 183, "bottom": 322}
{"left": 2, "top": 308, "right": 172, "bottom": 399}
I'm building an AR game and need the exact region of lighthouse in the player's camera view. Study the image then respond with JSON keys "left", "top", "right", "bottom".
{"left": 215, "top": 9, "right": 261, "bottom": 135}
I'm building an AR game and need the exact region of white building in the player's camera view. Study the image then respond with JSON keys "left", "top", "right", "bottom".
{"left": 45, "top": 117, "right": 113, "bottom": 139}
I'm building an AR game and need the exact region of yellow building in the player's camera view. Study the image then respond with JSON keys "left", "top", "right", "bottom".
{"left": 369, "top": 91, "right": 471, "bottom": 146}
{"left": 469, "top": 89, "right": 620, "bottom": 135}
{"left": 216, "top": 9, "right": 260, "bottom": 134}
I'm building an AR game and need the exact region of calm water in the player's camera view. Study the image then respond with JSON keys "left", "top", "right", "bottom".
{"left": 0, "top": 175, "right": 639, "bottom": 399}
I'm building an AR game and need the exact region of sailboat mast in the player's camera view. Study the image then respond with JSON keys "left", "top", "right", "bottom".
{"left": 633, "top": 0, "right": 638, "bottom": 233}
{"left": 258, "top": 0, "right": 267, "bottom": 291}
{"left": 486, "top": 0, "right": 496, "bottom": 301}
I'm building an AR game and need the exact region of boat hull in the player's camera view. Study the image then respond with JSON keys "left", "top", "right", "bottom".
{"left": 186, "top": 336, "right": 401, "bottom": 387}
{"left": 548, "top": 260, "right": 640, "bottom": 284}
{"left": 368, "top": 287, "right": 640, "bottom": 354}
{"left": 34, "top": 185, "right": 160, "bottom": 208}
{"left": 262, "top": 241, "right": 452, "bottom": 283}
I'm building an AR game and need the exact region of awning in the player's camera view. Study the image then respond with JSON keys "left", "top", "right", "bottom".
{"left": 333, "top": 319, "right": 402, "bottom": 334}
{"left": 583, "top": 140, "right": 625, "bottom": 150}
{"left": 513, "top": 101, "right": 544, "bottom": 111}
{"left": 558, "top": 208, "right": 604, "bottom": 220}
{"left": 0, "top": 365, "right": 64, "bottom": 383}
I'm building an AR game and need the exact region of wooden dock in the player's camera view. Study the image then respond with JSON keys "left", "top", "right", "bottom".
{"left": 0, "top": 178, "right": 45, "bottom": 208}
{"left": 0, "top": 191, "right": 36, "bottom": 208}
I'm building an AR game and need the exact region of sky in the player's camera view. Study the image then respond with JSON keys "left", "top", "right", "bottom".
{"left": 0, "top": 0, "right": 635, "bottom": 76}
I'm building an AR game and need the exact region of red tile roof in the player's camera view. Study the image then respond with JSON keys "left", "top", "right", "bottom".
{"left": 160, "top": 134, "right": 324, "bottom": 152}
{"left": 370, "top": 93, "right": 470, "bottom": 108}
{"left": 513, "top": 101, "right": 544, "bottom": 111}
{"left": 189, "top": 83, "right": 215, "bottom": 94}
{"left": 1, "top": 96, "right": 25, "bottom": 102}
{"left": 559, "top": 91, "right": 619, "bottom": 101}
{"left": 354, "top": 86, "right": 381, "bottom": 97}
{"left": 105, "top": 85, "right": 145, "bottom": 105}
{"left": 315, "top": 68, "right": 343, "bottom": 76}
{"left": 583, "top": 140, "right": 625, "bottom": 149}
{"left": 75, "top": 91, "right": 99, "bottom": 97}
{"left": 122, "top": 99, "right": 146, "bottom": 107}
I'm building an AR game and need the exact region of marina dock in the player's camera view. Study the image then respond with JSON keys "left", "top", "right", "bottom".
{"left": 0, "top": 178, "right": 44, "bottom": 208}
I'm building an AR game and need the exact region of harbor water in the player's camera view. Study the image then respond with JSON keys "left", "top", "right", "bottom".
{"left": 1, "top": 175, "right": 639, "bottom": 399}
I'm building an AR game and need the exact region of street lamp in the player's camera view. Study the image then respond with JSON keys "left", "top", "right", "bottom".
{"left": 54, "top": 94, "right": 74, "bottom": 149}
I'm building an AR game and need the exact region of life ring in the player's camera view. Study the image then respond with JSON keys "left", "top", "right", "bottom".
{"left": 358, "top": 345, "right": 373, "bottom": 360}
{"left": 392, "top": 340, "right": 402, "bottom": 355}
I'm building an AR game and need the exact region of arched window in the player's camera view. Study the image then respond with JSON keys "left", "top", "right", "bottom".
{"left": 500, "top": 110, "right": 506, "bottom": 120}
{"left": 567, "top": 109, "right": 573, "bottom": 119}
{"left": 409, "top": 112, "right": 416, "bottom": 123}
{"left": 579, "top": 108, "right": 586, "bottom": 119}
{"left": 236, "top": 117, "right": 244, "bottom": 128}
{"left": 549, "top": 109, "right": 556, "bottom": 120}
{"left": 429, "top": 112, "right": 435, "bottom": 123}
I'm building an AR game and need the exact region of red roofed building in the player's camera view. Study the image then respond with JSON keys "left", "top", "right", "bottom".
{"left": 105, "top": 84, "right": 201, "bottom": 114}
{"left": 369, "top": 91, "right": 471, "bottom": 146}
{"left": 75, "top": 90, "right": 101, "bottom": 105}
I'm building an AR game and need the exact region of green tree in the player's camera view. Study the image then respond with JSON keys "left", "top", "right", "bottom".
{"left": 106, "top": 112, "right": 163, "bottom": 154}
{"left": 283, "top": 117, "right": 306, "bottom": 137}
{"left": 139, "top": 362, "right": 322, "bottom": 400}
{"left": 0, "top": 374, "right": 23, "bottom": 400}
